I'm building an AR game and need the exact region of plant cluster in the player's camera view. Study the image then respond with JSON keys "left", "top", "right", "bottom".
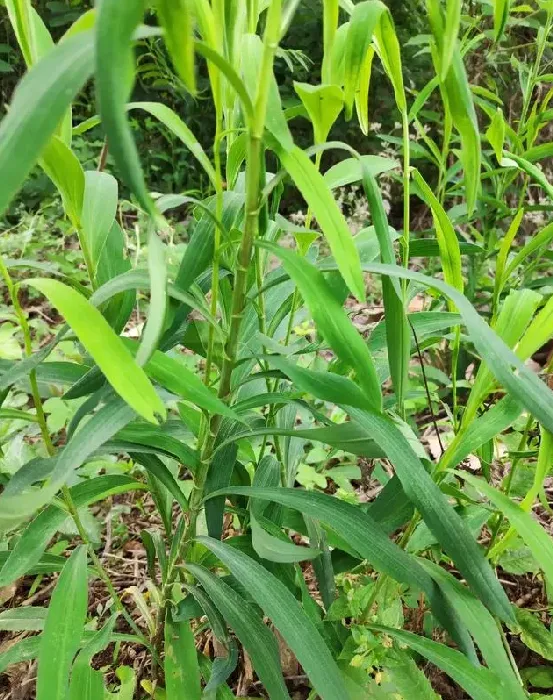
{"left": 0, "top": 1, "right": 553, "bottom": 699}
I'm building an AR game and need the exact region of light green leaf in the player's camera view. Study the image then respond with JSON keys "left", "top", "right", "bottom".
{"left": 294, "top": 82, "right": 344, "bottom": 145}
{"left": 69, "top": 616, "right": 116, "bottom": 700}
{"left": 40, "top": 136, "right": 85, "bottom": 227}
{"left": 501, "top": 151, "right": 553, "bottom": 201}
{"left": 458, "top": 472, "right": 553, "bottom": 589}
{"left": 259, "top": 241, "right": 381, "bottom": 410}
{"left": 165, "top": 614, "right": 201, "bottom": 700}
{"left": 323, "top": 154, "right": 399, "bottom": 189}
{"left": 362, "top": 170, "right": 409, "bottom": 410}
{"left": 275, "top": 146, "right": 365, "bottom": 300}
{"left": 343, "top": 1, "right": 385, "bottom": 119}
{"left": 487, "top": 107, "right": 505, "bottom": 162}
{"left": 251, "top": 513, "right": 320, "bottom": 563}
{"left": 36, "top": 546, "right": 88, "bottom": 700}
{"left": 156, "top": 0, "right": 196, "bottom": 94}
{"left": 370, "top": 625, "right": 501, "bottom": 700}
{"left": 25, "top": 278, "right": 165, "bottom": 424}
{"left": 142, "top": 349, "right": 240, "bottom": 421}
{"left": 0, "top": 607, "right": 47, "bottom": 632}
{"left": 136, "top": 231, "right": 167, "bottom": 367}
{"left": 95, "top": 0, "right": 158, "bottom": 219}
{"left": 81, "top": 171, "right": 118, "bottom": 276}
{"left": 355, "top": 46, "right": 375, "bottom": 135}
{"left": 0, "top": 30, "right": 94, "bottom": 216}
{"left": 412, "top": 169, "right": 463, "bottom": 294}
{"left": 493, "top": 0, "right": 511, "bottom": 40}
{"left": 512, "top": 608, "right": 553, "bottom": 661}
{"left": 440, "top": 48, "right": 481, "bottom": 214}
{"left": 127, "top": 102, "right": 216, "bottom": 186}
{"left": 373, "top": 6, "right": 406, "bottom": 113}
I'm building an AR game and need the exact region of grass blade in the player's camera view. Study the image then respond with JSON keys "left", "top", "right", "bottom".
{"left": 275, "top": 146, "right": 365, "bottom": 300}
{"left": 164, "top": 614, "right": 201, "bottom": 700}
{"left": 205, "top": 487, "right": 473, "bottom": 654}
{"left": 369, "top": 624, "right": 501, "bottom": 700}
{"left": 36, "top": 546, "right": 88, "bottom": 700}
{"left": 187, "top": 564, "right": 289, "bottom": 699}
{"left": 0, "top": 30, "right": 93, "bottom": 215}
{"left": 259, "top": 241, "right": 381, "bottom": 410}
{"left": 347, "top": 407, "right": 513, "bottom": 623}
{"left": 196, "top": 537, "right": 349, "bottom": 700}
{"left": 25, "top": 279, "right": 165, "bottom": 424}
{"left": 95, "top": 0, "right": 158, "bottom": 219}
{"left": 458, "top": 472, "right": 553, "bottom": 588}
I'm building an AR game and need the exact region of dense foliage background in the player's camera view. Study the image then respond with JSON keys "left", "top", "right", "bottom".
{"left": 1, "top": 1, "right": 553, "bottom": 699}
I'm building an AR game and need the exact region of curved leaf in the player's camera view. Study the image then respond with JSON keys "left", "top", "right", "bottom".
{"left": 26, "top": 278, "right": 165, "bottom": 424}
{"left": 196, "top": 537, "right": 349, "bottom": 700}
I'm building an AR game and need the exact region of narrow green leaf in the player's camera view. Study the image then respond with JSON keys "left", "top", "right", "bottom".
{"left": 275, "top": 147, "right": 365, "bottom": 300}
{"left": 259, "top": 241, "right": 381, "bottom": 410}
{"left": 486, "top": 107, "right": 505, "bottom": 162}
{"left": 412, "top": 169, "right": 463, "bottom": 293}
{"left": 353, "top": 262, "right": 553, "bottom": 434}
{"left": 503, "top": 221, "right": 553, "bottom": 285}
{"left": 81, "top": 171, "right": 119, "bottom": 276}
{"left": 143, "top": 349, "right": 240, "bottom": 421}
{"left": 0, "top": 475, "right": 146, "bottom": 585}
{"left": 294, "top": 83, "right": 344, "bottom": 145}
{"left": 196, "top": 538, "right": 349, "bottom": 700}
{"left": 458, "top": 472, "right": 553, "bottom": 588}
{"left": 0, "top": 607, "right": 47, "bottom": 632}
{"left": 127, "top": 102, "right": 215, "bottom": 186}
{"left": 373, "top": 6, "right": 406, "bottom": 113}
{"left": 369, "top": 624, "right": 501, "bottom": 700}
{"left": 440, "top": 49, "right": 481, "bottom": 214}
{"left": 132, "top": 453, "right": 189, "bottom": 513}
{"left": 187, "top": 564, "right": 289, "bottom": 700}
{"left": 323, "top": 154, "right": 399, "bottom": 189}
{"left": 362, "top": 170, "right": 409, "bottom": 410}
{"left": 440, "top": 396, "right": 523, "bottom": 471}
{"left": 0, "top": 30, "right": 94, "bottom": 215}
{"left": 37, "top": 546, "right": 88, "bottom": 700}
{"left": 441, "top": 0, "right": 461, "bottom": 79}
{"left": 136, "top": 231, "right": 167, "bottom": 367}
{"left": 502, "top": 151, "right": 553, "bottom": 201}
{"left": 165, "top": 613, "right": 201, "bottom": 700}
{"left": 205, "top": 487, "right": 473, "bottom": 653}
{"left": 355, "top": 46, "right": 375, "bottom": 135}
{"left": 419, "top": 560, "right": 526, "bottom": 699}
{"left": 347, "top": 407, "right": 513, "bottom": 623}
{"left": 516, "top": 294, "right": 553, "bottom": 363}
{"left": 266, "top": 355, "right": 374, "bottom": 411}
{"left": 251, "top": 513, "right": 320, "bottom": 563}
{"left": 493, "top": 0, "right": 510, "bottom": 41}
{"left": 25, "top": 278, "right": 165, "bottom": 424}
{"left": 343, "top": 1, "right": 385, "bottom": 119}
{"left": 156, "top": 0, "right": 196, "bottom": 94}
{"left": 40, "top": 136, "right": 85, "bottom": 227}
{"left": 69, "top": 616, "right": 117, "bottom": 700}
{"left": 95, "top": 0, "right": 157, "bottom": 219}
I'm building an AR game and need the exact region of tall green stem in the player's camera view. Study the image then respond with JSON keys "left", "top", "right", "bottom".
{"left": 176, "top": 0, "right": 283, "bottom": 561}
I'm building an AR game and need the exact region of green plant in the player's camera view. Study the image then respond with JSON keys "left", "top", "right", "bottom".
{"left": 1, "top": 1, "right": 553, "bottom": 699}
